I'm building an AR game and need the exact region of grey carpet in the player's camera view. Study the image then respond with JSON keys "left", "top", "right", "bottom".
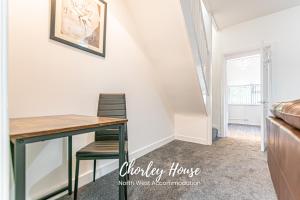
{"left": 58, "top": 138, "right": 276, "bottom": 200}
{"left": 228, "top": 124, "right": 261, "bottom": 141}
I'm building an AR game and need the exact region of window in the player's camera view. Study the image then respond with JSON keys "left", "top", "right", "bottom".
{"left": 227, "top": 54, "right": 261, "bottom": 105}
{"left": 229, "top": 84, "right": 261, "bottom": 105}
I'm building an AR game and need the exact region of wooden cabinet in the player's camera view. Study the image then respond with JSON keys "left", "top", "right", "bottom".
{"left": 267, "top": 117, "right": 300, "bottom": 200}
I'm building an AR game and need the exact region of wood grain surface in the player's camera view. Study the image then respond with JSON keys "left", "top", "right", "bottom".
{"left": 10, "top": 115, "right": 127, "bottom": 140}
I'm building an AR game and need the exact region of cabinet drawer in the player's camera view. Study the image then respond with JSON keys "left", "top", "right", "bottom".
{"left": 279, "top": 128, "right": 300, "bottom": 200}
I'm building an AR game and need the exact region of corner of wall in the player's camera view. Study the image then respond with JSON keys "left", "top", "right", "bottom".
{"left": 174, "top": 113, "right": 211, "bottom": 145}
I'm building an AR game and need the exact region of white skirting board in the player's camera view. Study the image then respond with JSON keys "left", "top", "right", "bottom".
{"left": 33, "top": 134, "right": 175, "bottom": 200}
{"left": 175, "top": 135, "right": 208, "bottom": 145}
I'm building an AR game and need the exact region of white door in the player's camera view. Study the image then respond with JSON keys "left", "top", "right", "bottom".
{"left": 260, "top": 45, "right": 272, "bottom": 151}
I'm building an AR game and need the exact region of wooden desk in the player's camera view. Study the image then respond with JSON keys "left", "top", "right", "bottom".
{"left": 10, "top": 115, "right": 128, "bottom": 200}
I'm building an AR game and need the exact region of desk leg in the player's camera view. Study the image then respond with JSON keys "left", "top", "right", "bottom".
{"left": 10, "top": 141, "right": 15, "bottom": 174}
{"left": 119, "top": 125, "right": 126, "bottom": 200}
{"left": 15, "top": 139, "right": 26, "bottom": 200}
{"left": 68, "top": 136, "right": 72, "bottom": 195}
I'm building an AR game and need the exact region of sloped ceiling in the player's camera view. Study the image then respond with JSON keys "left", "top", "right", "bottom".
{"left": 205, "top": 0, "right": 300, "bottom": 29}
{"left": 126, "top": 0, "right": 206, "bottom": 114}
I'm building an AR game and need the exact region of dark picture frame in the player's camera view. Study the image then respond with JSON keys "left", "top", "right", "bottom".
{"left": 50, "top": 0, "right": 107, "bottom": 57}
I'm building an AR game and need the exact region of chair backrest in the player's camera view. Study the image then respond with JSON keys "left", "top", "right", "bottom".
{"left": 95, "top": 94, "right": 127, "bottom": 141}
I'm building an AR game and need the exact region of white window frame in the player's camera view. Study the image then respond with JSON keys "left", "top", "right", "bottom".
{"left": 228, "top": 84, "right": 261, "bottom": 105}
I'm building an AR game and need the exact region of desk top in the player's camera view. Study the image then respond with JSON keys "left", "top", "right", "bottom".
{"left": 10, "top": 114, "right": 127, "bottom": 140}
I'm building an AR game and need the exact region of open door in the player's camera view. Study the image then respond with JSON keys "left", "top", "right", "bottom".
{"left": 260, "top": 45, "right": 272, "bottom": 151}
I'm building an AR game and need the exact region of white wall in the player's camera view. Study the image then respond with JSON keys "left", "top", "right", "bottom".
{"left": 126, "top": 0, "right": 211, "bottom": 145}
{"left": 0, "top": 0, "right": 9, "bottom": 199}
{"left": 126, "top": 0, "right": 206, "bottom": 115}
{"left": 8, "top": 0, "right": 174, "bottom": 199}
{"left": 212, "top": 6, "right": 300, "bottom": 132}
{"left": 228, "top": 105, "right": 261, "bottom": 126}
{"left": 174, "top": 114, "right": 210, "bottom": 145}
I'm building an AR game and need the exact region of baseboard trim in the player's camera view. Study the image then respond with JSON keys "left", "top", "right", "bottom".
{"left": 130, "top": 135, "right": 175, "bottom": 159}
{"left": 175, "top": 134, "right": 208, "bottom": 145}
{"left": 33, "top": 134, "right": 175, "bottom": 199}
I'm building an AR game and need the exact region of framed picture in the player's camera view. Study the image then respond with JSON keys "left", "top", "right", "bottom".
{"left": 50, "top": 0, "right": 107, "bottom": 57}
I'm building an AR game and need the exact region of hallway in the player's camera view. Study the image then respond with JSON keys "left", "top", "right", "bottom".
{"left": 60, "top": 138, "right": 276, "bottom": 200}
{"left": 228, "top": 124, "right": 261, "bottom": 141}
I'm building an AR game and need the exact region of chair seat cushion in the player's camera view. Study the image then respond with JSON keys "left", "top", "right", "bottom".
{"left": 77, "top": 140, "right": 128, "bottom": 157}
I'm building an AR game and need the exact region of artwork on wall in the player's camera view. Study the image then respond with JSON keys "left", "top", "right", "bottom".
{"left": 50, "top": 0, "right": 107, "bottom": 57}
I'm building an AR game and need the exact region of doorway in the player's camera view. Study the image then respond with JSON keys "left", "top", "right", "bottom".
{"left": 221, "top": 43, "right": 272, "bottom": 151}
{"left": 226, "top": 54, "right": 262, "bottom": 141}
{"left": 222, "top": 47, "right": 271, "bottom": 151}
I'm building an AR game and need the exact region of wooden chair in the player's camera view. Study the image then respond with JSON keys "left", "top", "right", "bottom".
{"left": 74, "top": 94, "right": 128, "bottom": 200}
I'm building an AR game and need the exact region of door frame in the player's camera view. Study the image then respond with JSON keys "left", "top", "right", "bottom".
{"left": 221, "top": 47, "right": 270, "bottom": 151}
{"left": 260, "top": 45, "right": 272, "bottom": 151}
{"left": 0, "top": 0, "right": 9, "bottom": 199}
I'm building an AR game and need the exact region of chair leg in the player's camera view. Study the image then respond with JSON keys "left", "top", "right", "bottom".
{"left": 74, "top": 159, "right": 80, "bottom": 200}
{"left": 93, "top": 160, "right": 96, "bottom": 182}
{"left": 126, "top": 152, "right": 129, "bottom": 181}
{"left": 124, "top": 184, "right": 128, "bottom": 200}
{"left": 123, "top": 152, "right": 128, "bottom": 199}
